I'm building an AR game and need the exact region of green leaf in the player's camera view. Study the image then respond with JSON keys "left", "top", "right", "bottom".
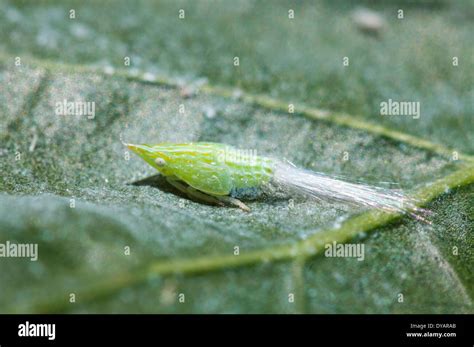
{"left": 0, "top": 0, "right": 472, "bottom": 313}
{"left": 1, "top": 0, "right": 472, "bottom": 153}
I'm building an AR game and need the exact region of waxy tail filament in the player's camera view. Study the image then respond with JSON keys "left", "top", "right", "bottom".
{"left": 273, "top": 162, "right": 430, "bottom": 222}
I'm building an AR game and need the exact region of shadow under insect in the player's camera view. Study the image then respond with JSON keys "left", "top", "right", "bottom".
{"left": 127, "top": 174, "right": 285, "bottom": 208}
{"left": 128, "top": 174, "right": 192, "bottom": 199}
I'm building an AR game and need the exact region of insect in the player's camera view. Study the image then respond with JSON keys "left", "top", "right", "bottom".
{"left": 126, "top": 142, "right": 427, "bottom": 220}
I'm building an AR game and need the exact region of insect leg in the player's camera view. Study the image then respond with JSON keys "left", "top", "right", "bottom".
{"left": 166, "top": 176, "right": 224, "bottom": 206}
{"left": 166, "top": 177, "right": 249, "bottom": 211}
{"left": 215, "top": 196, "right": 251, "bottom": 212}
{"left": 165, "top": 176, "right": 189, "bottom": 193}
{"left": 186, "top": 187, "right": 225, "bottom": 207}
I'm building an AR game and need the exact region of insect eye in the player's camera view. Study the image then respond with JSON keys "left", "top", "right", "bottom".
{"left": 155, "top": 158, "right": 166, "bottom": 167}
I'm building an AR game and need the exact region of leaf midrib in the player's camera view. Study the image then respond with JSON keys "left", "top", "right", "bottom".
{"left": 2, "top": 51, "right": 473, "bottom": 163}
{"left": 20, "top": 164, "right": 474, "bottom": 313}
{"left": 2, "top": 53, "right": 473, "bottom": 313}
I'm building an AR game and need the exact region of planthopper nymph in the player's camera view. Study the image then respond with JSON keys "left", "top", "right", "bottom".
{"left": 126, "top": 142, "right": 428, "bottom": 220}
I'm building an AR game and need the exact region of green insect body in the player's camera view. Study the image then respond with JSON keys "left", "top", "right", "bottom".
{"left": 127, "top": 141, "right": 427, "bottom": 219}
{"left": 127, "top": 142, "right": 274, "bottom": 210}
